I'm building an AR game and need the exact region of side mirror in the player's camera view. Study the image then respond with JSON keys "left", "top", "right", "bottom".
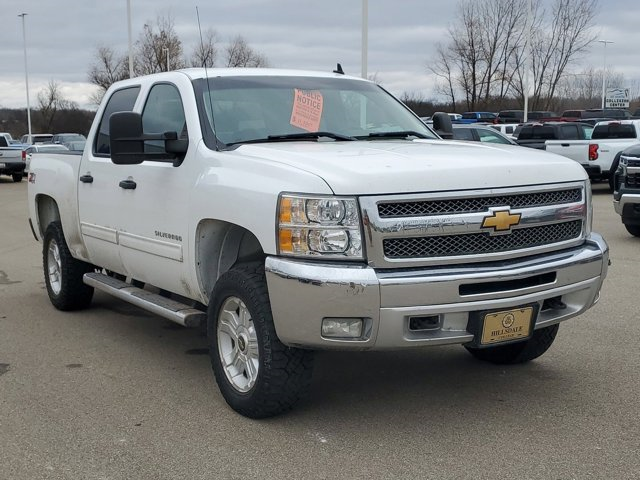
{"left": 110, "top": 111, "right": 145, "bottom": 165}
{"left": 109, "top": 111, "right": 188, "bottom": 165}
{"left": 432, "top": 112, "right": 454, "bottom": 139}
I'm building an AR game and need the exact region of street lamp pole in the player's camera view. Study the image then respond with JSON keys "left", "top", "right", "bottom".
{"left": 599, "top": 40, "right": 614, "bottom": 109}
{"left": 127, "top": 0, "right": 134, "bottom": 77}
{"left": 18, "top": 13, "right": 32, "bottom": 140}
{"left": 361, "top": 0, "right": 368, "bottom": 79}
{"left": 164, "top": 48, "right": 170, "bottom": 71}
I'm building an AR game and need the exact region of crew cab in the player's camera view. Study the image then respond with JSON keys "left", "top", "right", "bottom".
{"left": 27, "top": 68, "right": 609, "bottom": 418}
{"left": 517, "top": 122, "right": 593, "bottom": 150}
{"left": 546, "top": 120, "right": 640, "bottom": 189}
{"left": 0, "top": 136, "right": 26, "bottom": 182}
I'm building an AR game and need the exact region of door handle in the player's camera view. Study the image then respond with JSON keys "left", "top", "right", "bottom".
{"left": 80, "top": 174, "right": 93, "bottom": 183}
{"left": 561, "top": 143, "right": 570, "bottom": 147}
{"left": 119, "top": 179, "right": 137, "bottom": 190}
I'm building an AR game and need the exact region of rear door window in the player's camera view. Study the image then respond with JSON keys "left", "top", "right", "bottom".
{"left": 94, "top": 86, "right": 141, "bottom": 156}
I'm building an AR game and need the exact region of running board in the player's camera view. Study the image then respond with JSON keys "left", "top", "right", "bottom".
{"left": 83, "top": 272, "right": 206, "bottom": 327}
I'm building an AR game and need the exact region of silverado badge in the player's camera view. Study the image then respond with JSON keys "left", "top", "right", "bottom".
{"left": 481, "top": 209, "right": 521, "bottom": 232}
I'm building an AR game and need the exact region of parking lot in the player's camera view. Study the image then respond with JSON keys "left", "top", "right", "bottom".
{"left": 1, "top": 178, "right": 638, "bottom": 479}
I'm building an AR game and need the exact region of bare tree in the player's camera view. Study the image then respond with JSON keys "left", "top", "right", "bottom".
{"left": 224, "top": 35, "right": 269, "bottom": 68}
{"left": 88, "top": 46, "right": 130, "bottom": 104}
{"left": 429, "top": 43, "right": 457, "bottom": 110}
{"left": 526, "top": 0, "right": 598, "bottom": 109}
{"left": 429, "top": 0, "right": 598, "bottom": 111}
{"left": 191, "top": 28, "right": 218, "bottom": 68}
{"left": 136, "top": 14, "right": 186, "bottom": 75}
{"left": 37, "top": 80, "right": 77, "bottom": 131}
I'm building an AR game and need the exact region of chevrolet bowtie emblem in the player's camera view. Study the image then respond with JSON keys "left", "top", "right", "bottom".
{"left": 481, "top": 210, "right": 521, "bottom": 232}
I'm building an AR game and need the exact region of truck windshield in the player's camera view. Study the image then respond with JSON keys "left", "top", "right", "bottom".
{"left": 193, "top": 76, "right": 437, "bottom": 148}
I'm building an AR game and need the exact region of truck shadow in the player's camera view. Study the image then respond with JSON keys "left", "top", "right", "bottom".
{"left": 88, "top": 292, "right": 585, "bottom": 429}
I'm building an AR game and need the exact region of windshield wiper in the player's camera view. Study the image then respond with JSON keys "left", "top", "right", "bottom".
{"left": 225, "top": 131, "right": 356, "bottom": 147}
{"left": 267, "top": 132, "right": 356, "bottom": 141}
{"left": 363, "top": 130, "right": 430, "bottom": 139}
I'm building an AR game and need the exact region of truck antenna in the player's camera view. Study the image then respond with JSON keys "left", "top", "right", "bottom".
{"left": 333, "top": 63, "right": 344, "bottom": 75}
{"left": 196, "top": 6, "right": 219, "bottom": 150}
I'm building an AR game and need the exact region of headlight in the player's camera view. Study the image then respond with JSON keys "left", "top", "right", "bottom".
{"left": 278, "top": 194, "right": 363, "bottom": 259}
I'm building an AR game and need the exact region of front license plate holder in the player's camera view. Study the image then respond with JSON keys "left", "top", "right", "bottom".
{"left": 466, "top": 304, "right": 538, "bottom": 348}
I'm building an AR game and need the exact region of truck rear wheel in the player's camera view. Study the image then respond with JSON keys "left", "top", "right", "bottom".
{"left": 624, "top": 224, "right": 640, "bottom": 237}
{"left": 43, "top": 221, "right": 94, "bottom": 311}
{"left": 464, "top": 323, "right": 559, "bottom": 364}
{"left": 208, "top": 263, "right": 314, "bottom": 418}
{"left": 12, "top": 173, "right": 22, "bottom": 182}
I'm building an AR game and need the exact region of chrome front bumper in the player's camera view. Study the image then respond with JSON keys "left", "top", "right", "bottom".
{"left": 613, "top": 193, "right": 640, "bottom": 215}
{"left": 265, "top": 234, "right": 609, "bottom": 350}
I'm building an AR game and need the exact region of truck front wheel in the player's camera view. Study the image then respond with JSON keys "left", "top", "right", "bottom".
{"left": 624, "top": 224, "right": 640, "bottom": 237}
{"left": 43, "top": 221, "right": 94, "bottom": 311}
{"left": 464, "top": 323, "right": 559, "bottom": 364}
{"left": 208, "top": 263, "right": 314, "bottom": 418}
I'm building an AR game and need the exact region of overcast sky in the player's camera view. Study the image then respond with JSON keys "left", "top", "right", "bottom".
{"left": 2, "top": 0, "right": 640, "bottom": 110}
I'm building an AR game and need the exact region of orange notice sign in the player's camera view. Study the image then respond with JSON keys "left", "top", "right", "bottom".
{"left": 290, "top": 89, "right": 323, "bottom": 132}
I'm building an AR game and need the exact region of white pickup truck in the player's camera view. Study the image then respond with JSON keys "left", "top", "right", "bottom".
{"left": 546, "top": 120, "right": 640, "bottom": 190}
{"left": 27, "top": 68, "right": 609, "bottom": 418}
{"left": 0, "top": 136, "right": 25, "bottom": 182}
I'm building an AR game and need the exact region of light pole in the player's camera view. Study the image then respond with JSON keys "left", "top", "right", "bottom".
{"left": 164, "top": 47, "right": 169, "bottom": 71}
{"left": 18, "top": 13, "right": 32, "bottom": 140}
{"left": 599, "top": 40, "right": 614, "bottom": 109}
{"left": 361, "top": 0, "right": 368, "bottom": 79}
{"left": 127, "top": 0, "right": 134, "bottom": 77}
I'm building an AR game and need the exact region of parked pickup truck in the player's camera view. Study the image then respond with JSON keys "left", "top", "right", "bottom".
{"left": 27, "top": 68, "right": 609, "bottom": 418}
{"left": 0, "top": 136, "right": 26, "bottom": 182}
{"left": 516, "top": 122, "right": 593, "bottom": 150}
{"left": 546, "top": 120, "right": 640, "bottom": 189}
{"left": 613, "top": 144, "right": 640, "bottom": 236}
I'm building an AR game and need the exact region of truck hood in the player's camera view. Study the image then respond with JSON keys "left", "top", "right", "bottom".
{"left": 232, "top": 140, "right": 587, "bottom": 195}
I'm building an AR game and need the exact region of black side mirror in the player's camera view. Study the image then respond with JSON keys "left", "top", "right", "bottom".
{"left": 110, "top": 111, "right": 145, "bottom": 165}
{"left": 432, "top": 112, "right": 454, "bottom": 139}
{"left": 110, "top": 111, "right": 188, "bottom": 165}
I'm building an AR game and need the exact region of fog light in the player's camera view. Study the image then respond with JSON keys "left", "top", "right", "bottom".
{"left": 321, "top": 318, "right": 363, "bottom": 338}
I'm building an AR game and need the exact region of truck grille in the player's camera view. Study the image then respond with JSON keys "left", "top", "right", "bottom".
{"left": 626, "top": 174, "right": 640, "bottom": 187}
{"left": 378, "top": 188, "right": 582, "bottom": 218}
{"left": 383, "top": 220, "right": 582, "bottom": 258}
{"left": 359, "top": 183, "right": 588, "bottom": 268}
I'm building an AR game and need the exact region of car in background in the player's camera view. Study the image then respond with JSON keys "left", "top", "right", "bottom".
{"left": 20, "top": 133, "right": 53, "bottom": 145}
{"left": 451, "top": 124, "right": 518, "bottom": 145}
{"left": 527, "top": 111, "right": 561, "bottom": 122}
{"left": 448, "top": 113, "right": 462, "bottom": 122}
{"left": 63, "top": 140, "right": 86, "bottom": 152}
{"left": 52, "top": 133, "right": 86, "bottom": 145}
{"left": 24, "top": 144, "right": 69, "bottom": 172}
{"left": 489, "top": 123, "right": 520, "bottom": 138}
{"left": 495, "top": 110, "right": 525, "bottom": 124}
{"left": 458, "top": 112, "right": 497, "bottom": 124}
{"left": 516, "top": 122, "right": 593, "bottom": 150}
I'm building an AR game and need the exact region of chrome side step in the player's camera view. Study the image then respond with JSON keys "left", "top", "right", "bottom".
{"left": 83, "top": 272, "right": 206, "bottom": 327}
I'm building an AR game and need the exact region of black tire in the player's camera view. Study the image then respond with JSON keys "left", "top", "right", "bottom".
{"left": 624, "top": 224, "right": 640, "bottom": 237}
{"left": 43, "top": 221, "right": 95, "bottom": 311}
{"left": 208, "top": 262, "right": 314, "bottom": 418}
{"left": 465, "top": 323, "right": 559, "bottom": 365}
{"left": 12, "top": 173, "right": 22, "bottom": 182}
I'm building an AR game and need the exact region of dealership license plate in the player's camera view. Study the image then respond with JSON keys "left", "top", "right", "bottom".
{"left": 480, "top": 306, "right": 534, "bottom": 345}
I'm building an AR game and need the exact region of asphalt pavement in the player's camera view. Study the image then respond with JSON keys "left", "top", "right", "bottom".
{"left": 1, "top": 178, "right": 638, "bottom": 479}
